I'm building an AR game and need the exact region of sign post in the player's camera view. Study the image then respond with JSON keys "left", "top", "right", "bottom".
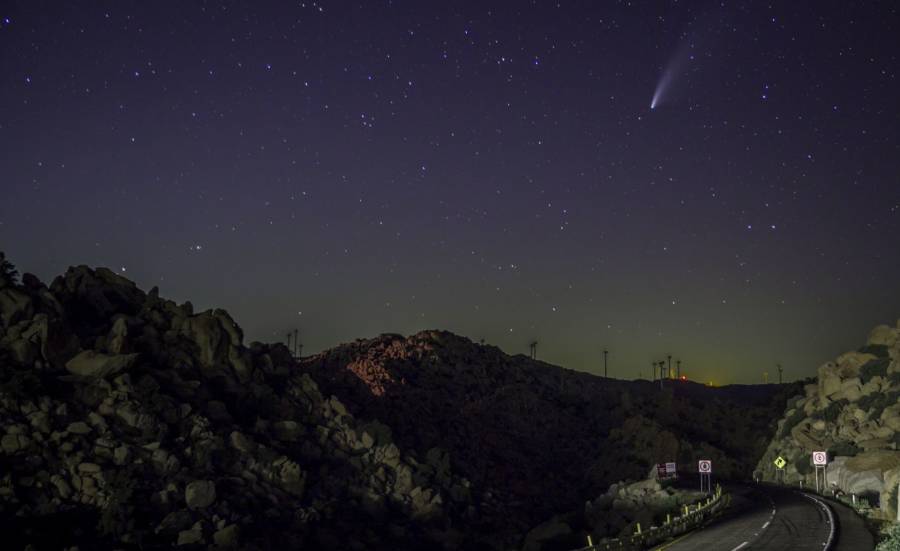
{"left": 812, "top": 451, "right": 827, "bottom": 493}
{"left": 773, "top": 456, "right": 787, "bottom": 484}
{"left": 698, "top": 460, "right": 712, "bottom": 494}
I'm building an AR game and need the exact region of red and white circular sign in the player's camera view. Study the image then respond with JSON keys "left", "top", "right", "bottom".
{"left": 812, "top": 451, "right": 827, "bottom": 466}
{"left": 698, "top": 460, "right": 712, "bottom": 473}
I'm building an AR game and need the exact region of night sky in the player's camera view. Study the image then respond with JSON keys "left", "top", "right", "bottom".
{"left": 2, "top": 2, "right": 899, "bottom": 384}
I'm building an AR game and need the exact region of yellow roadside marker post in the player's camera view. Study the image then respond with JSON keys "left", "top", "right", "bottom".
{"left": 587, "top": 535, "right": 593, "bottom": 547}
{"left": 636, "top": 523, "right": 642, "bottom": 535}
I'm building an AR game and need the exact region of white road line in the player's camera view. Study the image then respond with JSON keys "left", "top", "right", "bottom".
{"left": 729, "top": 542, "right": 749, "bottom": 551}
{"left": 762, "top": 520, "right": 770, "bottom": 529}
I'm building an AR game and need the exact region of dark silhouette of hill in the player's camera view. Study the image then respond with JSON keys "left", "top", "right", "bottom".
{"left": 303, "top": 330, "right": 801, "bottom": 543}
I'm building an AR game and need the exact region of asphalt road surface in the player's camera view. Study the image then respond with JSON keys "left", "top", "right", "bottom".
{"left": 654, "top": 484, "right": 873, "bottom": 551}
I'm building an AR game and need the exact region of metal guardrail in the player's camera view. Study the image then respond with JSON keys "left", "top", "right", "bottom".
{"left": 571, "top": 485, "right": 729, "bottom": 551}
{"left": 799, "top": 491, "right": 837, "bottom": 551}
{"left": 785, "top": 479, "right": 879, "bottom": 517}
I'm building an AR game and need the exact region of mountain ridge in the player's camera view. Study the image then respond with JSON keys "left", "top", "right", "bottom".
{"left": 0, "top": 255, "right": 800, "bottom": 549}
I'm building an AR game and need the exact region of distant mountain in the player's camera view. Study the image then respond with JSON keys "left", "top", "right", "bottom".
{"left": 0, "top": 254, "right": 799, "bottom": 550}
{"left": 756, "top": 321, "right": 900, "bottom": 518}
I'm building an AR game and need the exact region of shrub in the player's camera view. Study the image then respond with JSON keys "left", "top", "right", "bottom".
{"left": 873, "top": 392, "right": 900, "bottom": 420}
{"left": 0, "top": 366, "right": 41, "bottom": 399}
{"left": 795, "top": 456, "right": 814, "bottom": 475}
{"left": 861, "top": 358, "right": 891, "bottom": 384}
{"left": 829, "top": 441, "right": 861, "bottom": 457}
{"left": 860, "top": 344, "right": 891, "bottom": 359}
{"left": 0, "top": 251, "right": 18, "bottom": 285}
{"left": 817, "top": 399, "right": 847, "bottom": 423}
{"left": 786, "top": 394, "right": 804, "bottom": 410}
{"left": 858, "top": 393, "right": 877, "bottom": 411}
{"left": 857, "top": 391, "right": 900, "bottom": 418}
{"left": 780, "top": 407, "right": 807, "bottom": 438}
{"left": 98, "top": 465, "right": 137, "bottom": 537}
{"left": 876, "top": 521, "right": 900, "bottom": 551}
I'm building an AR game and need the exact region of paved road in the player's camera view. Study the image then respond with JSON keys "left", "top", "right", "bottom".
{"left": 654, "top": 484, "right": 873, "bottom": 551}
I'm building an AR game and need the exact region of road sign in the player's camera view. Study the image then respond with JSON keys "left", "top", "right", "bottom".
{"left": 656, "top": 462, "right": 678, "bottom": 479}
{"left": 698, "top": 460, "right": 712, "bottom": 473}
{"left": 812, "top": 451, "right": 827, "bottom": 466}
{"left": 773, "top": 456, "right": 786, "bottom": 469}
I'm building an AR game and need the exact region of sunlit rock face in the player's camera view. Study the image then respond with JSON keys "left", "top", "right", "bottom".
{"left": 757, "top": 322, "right": 900, "bottom": 517}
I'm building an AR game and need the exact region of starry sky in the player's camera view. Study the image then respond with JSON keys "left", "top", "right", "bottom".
{"left": 2, "top": 1, "right": 899, "bottom": 384}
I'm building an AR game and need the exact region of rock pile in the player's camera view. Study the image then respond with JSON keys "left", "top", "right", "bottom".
{"left": 0, "top": 260, "right": 473, "bottom": 549}
{"left": 756, "top": 321, "right": 900, "bottom": 517}
{"left": 583, "top": 477, "right": 705, "bottom": 539}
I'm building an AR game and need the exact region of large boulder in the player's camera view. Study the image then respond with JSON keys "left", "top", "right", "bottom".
{"left": 791, "top": 422, "right": 825, "bottom": 451}
{"left": 834, "top": 352, "right": 878, "bottom": 378}
{"left": 868, "top": 325, "right": 899, "bottom": 347}
{"left": 825, "top": 452, "right": 900, "bottom": 496}
{"left": 2, "top": 313, "right": 80, "bottom": 368}
{"left": 818, "top": 363, "right": 843, "bottom": 397}
{"left": 844, "top": 470, "right": 884, "bottom": 495}
{"left": 846, "top": 451, "right": 900, "bottom": 473}
{"left": 840, "top": 377, "right": 862, "bottom": 402}
{"left": 50, "top": 266, "right": 145, "bottom": 333}
{"left": 881, "top": 404, "right": 900, "bottom": 432}
{"left": 107, "top": 316, "right": 131, "bottom": 354}
{"left": 180, "top": 310, "right": 243, "bottom": 371}
{"left": 65, "top": 350, "right": 139, "bottom": 378}
{"left": 522, "top": 518, "right": 572, "bottom": 551}
{"left": 0, "top": 287, "right": 33, "bottom": 327}
{"left": 185, "top": 480, "right": 216, "bottom": 510}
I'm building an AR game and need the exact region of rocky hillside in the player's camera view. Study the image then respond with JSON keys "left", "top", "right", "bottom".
{"left": 0, "top": 253, "right": 799, "bottom": 550}
{"left": 0, "top": 258, "right": 474, "bottom": 550}
{"left": 303, "top": 331, "right": 800, "bottom": 545}
{"left": 756, "top": 321, "right": 900, "bottom": 517}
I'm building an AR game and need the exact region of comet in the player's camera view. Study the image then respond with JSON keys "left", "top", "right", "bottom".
{"left": 650, "top": 41, "right": 693, "bottom": 110}
{"left": 650, "top": 66, "right": 675, "bottom": 110}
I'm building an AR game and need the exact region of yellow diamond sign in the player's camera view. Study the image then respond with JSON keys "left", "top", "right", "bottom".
{"left": 774, "top": 456, "right": 786, "bottom": 469}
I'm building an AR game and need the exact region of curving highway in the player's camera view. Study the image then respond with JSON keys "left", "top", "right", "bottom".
{"left": 653, "top": 484, "right": 873, "bottom": 551}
